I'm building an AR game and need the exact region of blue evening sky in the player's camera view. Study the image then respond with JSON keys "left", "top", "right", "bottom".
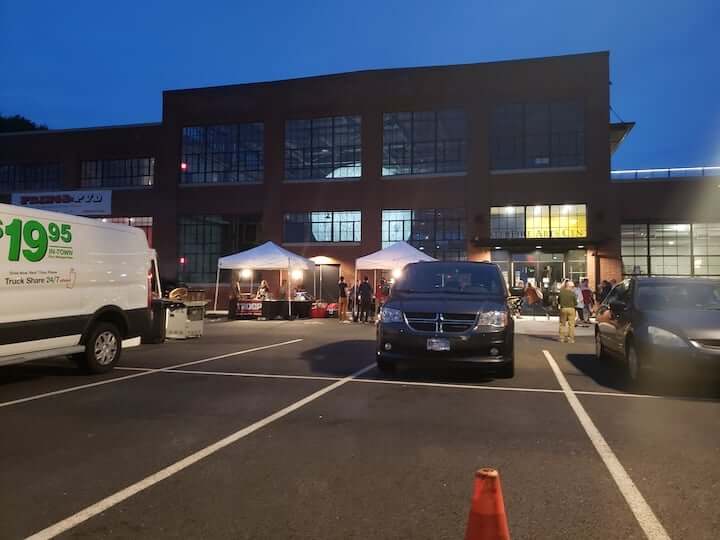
{"left": 1, "top": 0, "right": 718, "bottom": 169}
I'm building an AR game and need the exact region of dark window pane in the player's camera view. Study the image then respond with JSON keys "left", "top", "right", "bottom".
{"left": 491, "top": 102, "right": 585, "bottom": 170}
{"left": 177, "top": 214, "right": 261, "bottom": 282}
{"left": 0, "top": 163, "right": 64, "bottom": 192}
{"left": 383, "top": 110, "right": 466, "bottom": 176}
{"left": 283, "top": 211, "right": 361, "bottom": 243}
{"left": 285, "top": 116, "right": 361, "bottom": 180}
{"left": 181, "top": 123, "right": 264, "bottom": 184}
{"left": 381, "top": 208, "right": 465, "bottom": 260}
{"left": 79, "top": 158, "right": 154, "bottom": 188}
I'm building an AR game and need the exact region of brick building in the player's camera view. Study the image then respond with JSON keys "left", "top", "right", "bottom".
{"left": 2, "top": 51, "right": 719, "bottom": 305}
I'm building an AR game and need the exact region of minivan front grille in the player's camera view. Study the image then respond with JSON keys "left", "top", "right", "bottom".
{"left": 403, "top": 312, "right": 477, "bottom": 333}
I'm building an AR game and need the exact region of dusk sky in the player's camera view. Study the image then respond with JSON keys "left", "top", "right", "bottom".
{"left": 1, "top": 0, "right": 718, "bottom": 169}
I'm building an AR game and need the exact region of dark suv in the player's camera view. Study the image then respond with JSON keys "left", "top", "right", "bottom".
{"left": 376, "top": 261, "right": 514, "bottom": 377}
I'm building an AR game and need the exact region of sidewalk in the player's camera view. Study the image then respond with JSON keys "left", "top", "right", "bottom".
{"left": 514, "top": 316, "right": 595, "bottom": 338}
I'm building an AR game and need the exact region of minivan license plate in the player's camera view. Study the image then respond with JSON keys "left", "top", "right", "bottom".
{"left": 427, "top": 338, "right": 450, "bottom": 352}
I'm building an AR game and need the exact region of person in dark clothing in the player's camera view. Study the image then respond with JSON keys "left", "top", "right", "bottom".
{"left": 357, "top": 276, "right": 374, "bottom": 323}
{"left": 337, "top": 276, "right": 349, "bottom": 322}
{"left": 599, "top": 280, "right": 612, "bottom": 303}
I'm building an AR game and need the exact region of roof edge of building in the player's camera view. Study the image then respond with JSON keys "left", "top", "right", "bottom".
{"left": 0, "top": 121, "right": 162, "bottom": 137}
{"left": 163, "top": 50, "right": 610, "bottom": 95}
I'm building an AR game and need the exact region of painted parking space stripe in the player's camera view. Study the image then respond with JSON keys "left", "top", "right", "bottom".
{"left": 117, "top": 365, "right": 708, "bottom": 401}
{"left": 544, "top": 350, "right": 671, "bottom": 540}
{"left": 25, "top": 363, "right": 375, "bottom": 540}
{"left": 0, "top": 339, "right": 303, "bottom": 409}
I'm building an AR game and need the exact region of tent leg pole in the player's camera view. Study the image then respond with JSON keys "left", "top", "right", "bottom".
{"left": 213, "top": 267, "right": 220, "bottom": 312}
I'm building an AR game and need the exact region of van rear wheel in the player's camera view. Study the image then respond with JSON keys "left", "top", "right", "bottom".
{"left": 81, "top": 323, "right": 122, "bottom": 374}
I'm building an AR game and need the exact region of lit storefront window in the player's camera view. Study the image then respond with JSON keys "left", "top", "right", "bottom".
{"left": 525, "top": 205, "right": 550, "bottom": 238}
{"left": 490, "top": 204, "right": 587, "bottom": 239}
{"left": 490, "top": 207, "right": 525, "bottom": 239}
{"left": 550, "top": 204, "right": 587, "bottom": 238}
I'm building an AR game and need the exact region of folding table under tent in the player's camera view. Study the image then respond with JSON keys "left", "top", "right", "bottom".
{"left": 213, "top": 241, "right": 315, "bottom": 317}
{"left": 353, "top": 241, "right": 436, "bottom": 317}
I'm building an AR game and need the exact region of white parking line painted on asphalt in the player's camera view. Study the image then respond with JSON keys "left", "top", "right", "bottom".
{"left": 0, "top": 339, "right": 303, "bottom": 409}
{"left": 544, "top": 350, "right": 671, "bottom": 540}
{"left": 25, "top": 362, "right": 376, "bottom": 540}
{"left": 117, "top": 366, "right": 565, "bottom": 394}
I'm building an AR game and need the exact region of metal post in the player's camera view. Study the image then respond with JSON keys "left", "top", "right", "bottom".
{"left": 319, "top": 265, "right": 323, "bottom": 301}
{"left": 213, "top": 266, "right": 221, "bottom": 311}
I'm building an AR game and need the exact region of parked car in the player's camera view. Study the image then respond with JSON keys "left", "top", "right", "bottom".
{"left": 595, "top": 277, "right": 720, "bottom": 383}
{"left": 376, "top": 261, "right": 514, "bottom": 377}
{"left": 0, "top": 203, "right": 159, "bottom": 373}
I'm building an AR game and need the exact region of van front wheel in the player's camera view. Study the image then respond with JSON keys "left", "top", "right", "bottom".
{"left": 81, "top": 323, "right": 122, "bottom": 374}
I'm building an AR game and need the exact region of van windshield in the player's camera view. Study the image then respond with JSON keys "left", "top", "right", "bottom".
{"left": 395, "top": 263, "right": 504, "bottom": 295}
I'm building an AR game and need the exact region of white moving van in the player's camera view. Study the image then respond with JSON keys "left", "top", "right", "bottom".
{"left": 0, "top": 203, "right": 158, "bottom": 373}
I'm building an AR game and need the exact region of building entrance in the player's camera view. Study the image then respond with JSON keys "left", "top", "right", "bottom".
{"left": 492, "top": 249, "right": 587, "bottom": 290}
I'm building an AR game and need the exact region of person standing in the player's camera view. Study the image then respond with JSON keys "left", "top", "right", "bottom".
{"left": 581, "top": 278, "right": 594, "bottom": 322}
{"left": 574, "top": 280, "right": 586, "bottom": 325}
{"left": 375, "top": 277, "right": 390, "bottom": 319}
{"left": 358, "top": 276, "right": 373, "bottom": 323}
{"left": 524, "top": 281, "right": 550, "bottom": 320}
{"left": 337, "top": 276, "right": 349, "bottom": 323}
{"left": 558, "top": 280, "right": 577, "bottom": 343}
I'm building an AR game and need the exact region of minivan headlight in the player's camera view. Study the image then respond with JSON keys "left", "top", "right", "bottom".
{"left": 477, "top": 310, "right": 508, "bottom": 328}
{"left": 647, "top": 326, "right": 686, "bottom": 348}
{"left": 380, "top": 306, "right": 403, "bottom": 323}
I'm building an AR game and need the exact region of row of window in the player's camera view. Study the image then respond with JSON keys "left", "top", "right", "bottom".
{"left": 1, "top": 102, "right": 584, "bottom": 191}
{"left": 0, "top": 159, "right": 156, "bottom": 192}
{"left": 179, "top": 101, "right": 584, "bottom": 184}
{"left": 0, "top": 163, "right": 64, "bottom": 192}
{"left": 621, "top": 223, "right": 720, "bottom": 276}
{"left": 175, "top": 209, "right": 466, "bottom": 282}
{"left": 490, "top": 204, "right": 587, "bottom": 239}
{"left": 282, "top": 209, "right": 466, "bottom": 258}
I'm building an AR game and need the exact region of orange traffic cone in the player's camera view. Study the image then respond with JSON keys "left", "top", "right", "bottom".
{"left": 464, "top": 468, "right": 510, "bottom": 540}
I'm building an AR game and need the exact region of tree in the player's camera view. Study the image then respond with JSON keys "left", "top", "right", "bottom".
{"left": 0, "top": 114, "right": 48, "bottom": 133}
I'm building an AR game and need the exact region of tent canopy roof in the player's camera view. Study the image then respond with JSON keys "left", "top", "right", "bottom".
{"left": 355, "top": 241, "right": 436, "bottom": 270}
{"left": 218, "top": 241, "right": 315, "bottom": 271}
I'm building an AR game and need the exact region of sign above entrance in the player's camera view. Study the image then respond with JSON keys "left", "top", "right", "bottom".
{"left": 11, "top": 190, "right": 112, "bottom": 216}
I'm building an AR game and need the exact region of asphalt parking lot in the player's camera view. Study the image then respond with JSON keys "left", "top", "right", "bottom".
{"left": 2, "top": 319, "right": 719, "bottom": 539}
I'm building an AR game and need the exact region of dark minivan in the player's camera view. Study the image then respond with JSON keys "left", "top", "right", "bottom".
{"left": 376, "top": 261, "right": 514, "bottom": 377}
{"left": 596, "top": 277, "right": 720, "bottom": 382}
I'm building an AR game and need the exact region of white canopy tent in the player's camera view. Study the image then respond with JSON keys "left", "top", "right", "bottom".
{"left": 353, "top": 242, "right": 436, "bottom": 313}
{"left": 355, "top": 241, "right": 436, "bottom": 273}
{"left": 213, "top": 241, "right": 315, "bottom": 315}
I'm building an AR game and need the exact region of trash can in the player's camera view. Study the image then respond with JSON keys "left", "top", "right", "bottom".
{"left": 142, "top": 299, "right": 169, "bottom": 344}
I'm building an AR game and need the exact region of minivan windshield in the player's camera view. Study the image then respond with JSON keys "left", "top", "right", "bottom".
{"left": 395, "top": 263, "right": 505, "bottom": 295}
{"left": 636, "top": 281, "right": 720, "bottom": 310}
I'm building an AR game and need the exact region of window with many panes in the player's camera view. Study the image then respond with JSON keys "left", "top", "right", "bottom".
{"left": 81, "top": 158, "right": 154, "bottom": 188}
{"left": 621, "top": 224, "right": 649, "bottom": 276}
{"left": 177, "top": 215, "right": 260, "bottom": 282}
{"left": 383, "top": 110, "right": 466, "bottom": 176}
{"left": 0, "top": 163, "right": 63, "bottom": 192}
{"left": 490, "top": 102, "right": 584, "bottom": 170}
{"left": 621, "top": 223, "right": 720, "bottom": 277}
{"left": 381, "top": 209, "right": 466, "bottom": 260}
{"left": 490, "top": 207, "right": 525, "bottom": 239}
{"left": 283, "top": 211, "right": 361, "bottom": 243}
{"left": 550, "top": 204, "right": 587, "bottom": 238}
{"left": 285, "top": 116, "right": 361, "bottom": 180}
{"left": 692, "top": 223, "right": 720, "bottom": 276}
{"left": 181, "top": 123, "right": 264, "bottom": 184}
{"left": 490, "top": 205, "right": 587, "bottom": 239}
